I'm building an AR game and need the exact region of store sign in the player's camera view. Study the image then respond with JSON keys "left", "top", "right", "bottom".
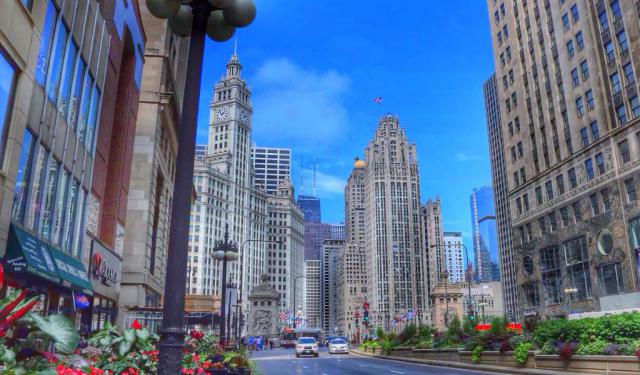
{"left": 90, "top": 241, "right": 121, "bottom": 287}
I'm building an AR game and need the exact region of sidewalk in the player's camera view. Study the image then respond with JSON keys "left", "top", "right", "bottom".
{"left": 351, "top": 349, "right": 586, "bottom": 375}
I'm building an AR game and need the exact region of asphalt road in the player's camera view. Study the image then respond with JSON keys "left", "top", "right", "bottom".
{"left": 252, "top": 347, "right": 493, "bottom": 375}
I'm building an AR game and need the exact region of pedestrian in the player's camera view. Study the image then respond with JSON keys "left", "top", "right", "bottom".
{"left": 264, "top": 336, "right": 269, "bottom": 350}
{"left": 248, "top": 335, "right": 255, "bottom": 352}
{"left": 269, "top": 339, "right": 274, "bottom": 350}
{"left": 256, "top": 336, "right": 262, "bottom": 351}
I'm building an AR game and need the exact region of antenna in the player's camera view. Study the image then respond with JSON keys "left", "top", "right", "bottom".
{"left": 313, "top": 157, "right": 317, "bottom": 197}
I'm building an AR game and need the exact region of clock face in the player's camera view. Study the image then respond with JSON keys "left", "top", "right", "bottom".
{"left": 215, "top": 106, "right": 230, "bottom": 122}
{"left": 240, "top": 109, "right": 249, "bottom": 124}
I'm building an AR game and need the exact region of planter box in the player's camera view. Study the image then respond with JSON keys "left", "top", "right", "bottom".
{"left": 412, "top": 348, "right": 459, "bottom": 362}
{"left": 390, "top": 347, "right": 414, "bottom": 358}
{"left": 534, "top": 354, "right": 640, "bottom": 375}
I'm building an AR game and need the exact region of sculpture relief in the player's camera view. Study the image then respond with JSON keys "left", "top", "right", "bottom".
{"left": 252, "top": 310, "right": 272, "bottom": 334}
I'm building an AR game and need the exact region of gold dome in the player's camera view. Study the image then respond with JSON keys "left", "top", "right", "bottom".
{"left": 354, "top": 158, "right": 366, "bottom": 169}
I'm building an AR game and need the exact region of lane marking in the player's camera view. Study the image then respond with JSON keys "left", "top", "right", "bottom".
{"left": 391, "top": 371, "right": 404, "bottom": 374}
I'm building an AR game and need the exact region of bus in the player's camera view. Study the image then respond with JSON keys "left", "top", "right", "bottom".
{"left": 280, "top": 328, "right": 324, "bottom": 348}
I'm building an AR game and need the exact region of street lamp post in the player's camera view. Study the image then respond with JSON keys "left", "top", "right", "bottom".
{"left": 443, "top": 269, "right": 450, "bottom": 327}
{"left": 292, "top": 275, "right": 305, "bottom": 329}
{"left": 147, "top": 1, "right": 256, "bottom": 373}
{"left": 212, "top": 226, "right": 239, "bottom": 347}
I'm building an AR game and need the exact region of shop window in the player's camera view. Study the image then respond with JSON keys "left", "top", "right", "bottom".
{"left": 563, "top": 236, "right": 592, "bottom": 301}
{"left": 40, "top": 158, "right": 60, "bottom": 240}
{"left": 24, "top": 144, "right": 48, "bottom": 230}
{"left": 598, "top": 263, "right": 624, "bottom": 296}
{"left": 51, "top": 169, "right": 69, "bottom": 246}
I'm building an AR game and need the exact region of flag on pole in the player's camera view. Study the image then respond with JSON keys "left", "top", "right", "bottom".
{"left": 373, "top": 97, "right": 383, "bottom": 103}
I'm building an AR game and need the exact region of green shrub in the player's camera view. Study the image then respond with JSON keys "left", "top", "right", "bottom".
{"left": 471, "top": 345, "right": 483, "bottom": 363}
{"left": 576, "top": 339, "right": 608, "bottom": 356}
{"left": 414, "top": 338, "right": 433, "bottom": 349}
{"left": 513, "top": 342, "right": 532, "bottom": 364}
{"left": 540, "top": 340, "right": 556, "bottom": 355}
{"left": 447, "top": 315, "right": 462, "bottom": 338}
{"left": 376, "top": 327, "right": 385, "bottom": 340}
{"left": 380, "top": 339, "right": 395, "bottom": 355}
{"left": 489, "top": 316, "right": 507, "bottom": 337}
{"left": 418, "top": 325, "right": 434, "bottom": 338}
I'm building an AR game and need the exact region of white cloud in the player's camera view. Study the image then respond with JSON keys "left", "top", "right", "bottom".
{"left": 250, "top": 58, "right": 351, "bottom": 151}
{"left": 299, "top": 168, "right": 345, "bottom": 197}
{"left": 453, "top": 152, "right": 483, "bottom": 161}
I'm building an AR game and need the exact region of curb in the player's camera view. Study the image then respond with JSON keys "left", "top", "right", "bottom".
{"left": 350, "top": 349, "right": 585, "bottom": 375}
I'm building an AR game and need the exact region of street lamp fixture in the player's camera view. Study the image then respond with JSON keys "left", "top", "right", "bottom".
{"left": 210, "top": 226, "right": 238, "bottom": 348}
{"left": 293, "top": 275, "right": 305, "bottom": 329}
{"left": 151, "top": 1, "right": 256, "bottom": 372}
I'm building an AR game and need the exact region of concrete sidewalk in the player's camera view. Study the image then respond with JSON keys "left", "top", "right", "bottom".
{"left": 351, "top": 349, "right": 586, "bottom": 375}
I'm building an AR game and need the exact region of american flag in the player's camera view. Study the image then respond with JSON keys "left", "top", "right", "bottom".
{"left": 279, "top": 311, "right": 288, "bottom": 322}
{"left": 373, "top": 97, "right": 383, "bottom": 103}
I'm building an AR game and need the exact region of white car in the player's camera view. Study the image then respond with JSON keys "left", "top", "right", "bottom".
{"left": 328, "top": 338, "right": 349, "bottom": 354}
{"left": 295, "top": 337, "right": 319, "bottom": 357}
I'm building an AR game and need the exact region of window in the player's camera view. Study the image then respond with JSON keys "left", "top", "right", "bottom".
{"left": 598, "top": 11, "right": 608, "bottom": 31}
{"left": 601, "top": 188, "right": 611, "bottom": 212}
{"left": 572, "top": 201, "right": 582, "bottom": 222}
{"left": 24, "top": 144, "right": 48, "bottom": 230}
{"left": 526, "top": 223, "right": 532, "bottom": 242}
{"left": 586, "top": 90, "right": 594, "bottom": 110}
{"left": 616, "top": 104, "right": 627, "bottom": 125}
{"left": 57, "top": 41, "right": 77, "bottom": 116}
{"left": 625, "top": 178, "right": 636, "bottom": 202}
{"left": 35, "top": 2, "right": 57, "bottom": 85}
{"left": 538, "top": 217, "right": 546, "bottom": 235}
{"left": 523, "top": 282, "right": 540, "bottom": 308}
{"left": 571, "top": 4, "right": 579, "bottom": 22}
{"left": 631, "top": 96, "right": 640, "bottom": 118}
{"left": 560, "top": 206, "right": 570, "bottom": 226}
{"left": 40, "top": 158, "right": 60, "bottom": 240}
{"left": 610, "top": 72, "right": 621, "bottom": 94}
{"left": 617, "top": 31, "right": 628, "bottom": 52}
{"left": 580, "top": 60, "right": 589, "bottom": 80}
{"left": 605, "top": 42, "right": 615, "bottom": 63}
{"left": 575, "top": 96, "right": 584, "bottom": 115}
{"left": 45, "top": 17, "right": 69, "bottom": 102}
{"left": 563, "top": 236, "right": 592, "bottom": 301}
{"left": 511, "top": 147, "right": 516, "bottom": 162}
{"left": 584, "top": 158, "right": 594, "bottom": 180}
{"left": 77, "top": 72, "right": 94, "bottom": 145}
{"left": 610, "top": 0, "right": 622, "bottom": 20}
{"left": 502, "top": 24, "right": 508, "bottom": 38}
{"left": 523, "top": 193, "right": 530, "bottom": 211}
{"left": 535, "top": 186, "right": 543, "bottom": 205}
{"left": 520, "top": 167, "right": 526, "bottom": 183}
{"left": 556, "top": 174, "right": 565, "bottom": 194}
{"left": 623, "top": 63, "right": 635, "bottom": 84}
{"left": 619, "top": 140, "right": 630, "bottom": 163}
{"left": 85, "top": 87, "right": 101, "bottom": 153}
{"left": 514, "top": 172, "right": 520, "bottom": 187}
{"left": 0, "top": 52, "right": 16, "bottom": 166}
{"left": 67, "top": 56, "right": 85, "bottom": 128}
{"left": 11, "top": 130, "right": 35, "bottom": 222}
{"left": 590, "top": 194, "right": 600, "bottom": 215}
{"left": 545, "top": 180, "right": 554, "bottom": 200}
{"left": 540, "top": 246, "right": 562, "bottom": 305}
{"left": 580, "top": 127, "right": 589, "bottom": 146}
{"left": 567, "top": 40, "right": 575, "bottom": 58}
{"left": 575, "top": 31, "right": 584, "bottom": 50}
{"left": 599, "top": 263, "right": 624, "bottom": 296}
{"left": 590, "top": 121, "right": 599, "bottom": 140}
{"left": 595, "top": 153, "right": 605, "bottom": 174}
{"left": 568, "top": 168, "right": 577, "bottom": 189}
{"left": 571, "top": 68, "right": 580, "bottom": 86}
{"left": 517, "top": 142, "right": 523, "bottom": 157}
{"left": 516, "top": 197, "right": 523, "bottom": 215}
{"left": 562, "top": 13, "right": 570, "bottom": 30}
{"left": 549, "top": 212, "right": 558, "bottom": 232}
{"left": 508, "top": 122, "right": 514, "bottom": 137}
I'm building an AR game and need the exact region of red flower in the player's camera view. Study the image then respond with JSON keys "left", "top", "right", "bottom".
{"left": 131, "top": 320, "right": 142, "bottom": 330}
{"left": 43, "top": 351, "right": 59, "bottom": 364}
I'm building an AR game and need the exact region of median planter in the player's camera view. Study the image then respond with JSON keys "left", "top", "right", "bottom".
{"left": 412, "top": 348, "right": 459, "bottom": 362}
{"left": 534, "top": 354, "right": 640, "bottom": 374}
{"left": 390, "top": 347, "right": 414, "bottom": 358}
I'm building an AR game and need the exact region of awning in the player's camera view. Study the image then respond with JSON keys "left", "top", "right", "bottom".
{"left": 48, "top": 246, "right": 93, "bottom": 295}
{"left": 4, "top": 225, "right": 93, "bottom": 295}
{"left": 5, "top": 225, "right": 61, "bottom": 284}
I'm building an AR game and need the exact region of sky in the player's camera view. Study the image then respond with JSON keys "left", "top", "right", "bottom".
{"left": 195, "top": 0, "right": 496, "bottom": 249}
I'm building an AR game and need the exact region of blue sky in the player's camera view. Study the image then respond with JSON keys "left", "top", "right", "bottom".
{"left": 195, "top": 0, "right": 496, "bottom": 248}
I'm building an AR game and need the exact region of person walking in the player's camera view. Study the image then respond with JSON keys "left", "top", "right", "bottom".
{"left": 264, "top": 336, "right": 269, "bottom": 351}
{"left": 256, "top": 336, "right": 262, "bottom": 351}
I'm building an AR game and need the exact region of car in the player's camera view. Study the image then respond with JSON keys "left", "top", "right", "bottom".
{"left": 295, "top": 337, "right": 319, "bottom": 357}
{"left": 328, "top": 338, "right": 349, "bottom": 354}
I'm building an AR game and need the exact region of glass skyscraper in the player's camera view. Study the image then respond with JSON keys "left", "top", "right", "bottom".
{"left": 470, "top": 186, "right": 500, "bottom": 282}
{"left": 296, "top": 195, "right": 322, "bottom": 223}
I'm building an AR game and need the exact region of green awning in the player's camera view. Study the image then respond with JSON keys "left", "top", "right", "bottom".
{"left": 5, "top": 225, "right": 61, "bottom": 284}
{"left": 47, "top": 246, "right": 93, "bottom": 296}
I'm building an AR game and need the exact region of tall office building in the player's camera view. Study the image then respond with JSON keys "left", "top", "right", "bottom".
{"left": 487, "top": 0, "right": 640, "bottom": 318}
{"left": 303, "top": 222, "right": 331, "bottom": 260}
{"left": 304, "top": 260, "right": 321, "bottom": 328}
{"left": 330, "top": 223, "right": 346, "bottom": 240}
{"left": 251, "top": 147, "right": 291, "bottom": 195}
{"left": 422, "top": 198, "right": 445, "bottom": 297}
{"left": 484, "top": 74, "right": 518, "bottom": 320}
{"left": 363, "top": 115, "right": 427, "bottom": 327}
{"left": 443, "top": 232, "right": 465, "bottom": 283}
{"left": 470, "top": 186, "right": 500, "bottom": 283}
{"left": 265, "top": 180, "right": 305, "bottom": 311}
{"left": 186, "top": 52, "right": 270, "bottom": 321}
{"left": 195, "top": 144, "right": 208, "bottom": 159}
{"left": 297, "top": 195, "right": 321, "bottom": 223}
{"left": 321, "top": 239, "right": 344, "bottom": 334}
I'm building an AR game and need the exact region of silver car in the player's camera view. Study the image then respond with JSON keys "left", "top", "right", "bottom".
{"left": 328, "top": 338, "right": 349, "bottom": 354}
{"left": 295, "top": 337, "right": 319, "bottom": 357}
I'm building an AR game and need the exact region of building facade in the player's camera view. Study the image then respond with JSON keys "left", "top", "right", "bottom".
{"left": 470, "top": 186, "right": 500, "bottom": 282}
{"left": 443, "top": 232, "right": 465, "bottom": 283}
{"left": 304, "top": 259, "right": 321, "bottom": 328}
{"left": 320, "top": 239, "right": 343, "bottom": 334}
{"left": 462, "top": 281, "right": 504, "bottom": 324}
{"left": 487, "top": 0, "right": 640, "bottom": 319}
{"left": 363, "top": 115, "right": 427, "bottom": 328}
{"left": 330, "top": 223, "right": 345, "bottom": 241}
{"left": 251, "top": 146, "right": 291, "bottom": 195}
{"left": 119, "top": 2, "right": 189, "bottom": 315}
{"left": 483, "top": 73, "right": 518, "bottom": 320}
{"left": 302, "top": 222, "right": 331, "bottom": 261}
{"left": 296, "top": 195, "right": 321, "bottom": 223}
{"left": 422, "top": 198, "right": 445, "bottom": 297}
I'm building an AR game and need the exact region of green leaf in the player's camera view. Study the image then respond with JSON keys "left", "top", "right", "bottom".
{"left": 123, "top": 328, "right": 136, "bottom": 343}
{"left": 0, "top": 343, "right": 16, "bottom": 366}
{"left": 135, "top": 328, "right": 150, "bottom": 342}
{"left": 26, "top": 313, "right": 80, "bottom": 354}
{"left": 118, "top": 339, "right": 133, "bottom": 357}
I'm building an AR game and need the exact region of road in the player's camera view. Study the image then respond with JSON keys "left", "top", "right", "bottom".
{"left": 252, "top": 347, "right": 493, "bottom": 375}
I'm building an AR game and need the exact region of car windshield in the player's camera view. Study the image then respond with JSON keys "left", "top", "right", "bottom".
{"left": 331, "top": 339, "right": 346, "bottom": 344}
{"left": 298, "top": 338, "right": 316, "bottom": 344}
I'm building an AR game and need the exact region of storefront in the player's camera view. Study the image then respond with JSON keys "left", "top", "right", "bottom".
{"left": 85, "top": 238, "right": 122, "bottom": 332}
{"left": 3, "top": 224, "right": 93, "bottom": 326}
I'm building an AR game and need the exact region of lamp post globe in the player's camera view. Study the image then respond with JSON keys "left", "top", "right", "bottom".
{"left": 168, "top": 5, "right": 194, "bottom": 37}
{"left": 224, "top": 0, "right": 257, "bottom": 27}
{"left": 214, "top": 250, "right": 226, "bottom": 261}
{"left": 146, "top": 0, "right": 180, "bottom": 19}
{"left": 207, "top": 10, "right": 236, "bottom": 41}
{"left": 226, "top": 251, "right": 239, "bottom": 261}
{"left": 209, "top": 0, "right": 237, "bottom": 8}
